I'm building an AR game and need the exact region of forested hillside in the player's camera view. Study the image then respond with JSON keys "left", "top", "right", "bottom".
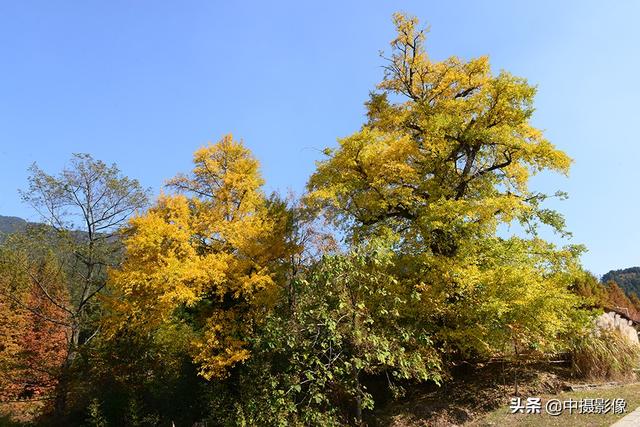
{"left": 603, "top": 267, "right": 640, "bottom": 297}
{"left": 0, "top": 215, "right": 26, "bottom": 235}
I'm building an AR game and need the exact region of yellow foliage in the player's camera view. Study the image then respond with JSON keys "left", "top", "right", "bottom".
{"left": 308, "top": 14, "right": 571, "bottom": 245}
{"left": 305, "top": 13, "right": 585, "bottom": 362}
{"left": 108, "top": 135, "right": 280, "bottom": 378}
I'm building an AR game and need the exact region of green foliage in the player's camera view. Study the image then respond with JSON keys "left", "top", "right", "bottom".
{"left": 65, "top": 326, "right": 211, "bottom": 426}
{"left": 85, "top": 399, "right": 107, "bottom": 427}
{"left": 433, "top": 237, "right": 590, "bottom": 361}
{"left": 206, "top": 246, "right": 442, "bottom": 426}
{"left": 571, "top": 271, "right": 608, "bottom": 305}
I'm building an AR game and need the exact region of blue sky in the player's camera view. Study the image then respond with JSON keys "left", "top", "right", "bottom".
{"left": 0, "top": 1, "right": 638, "bottom": 275}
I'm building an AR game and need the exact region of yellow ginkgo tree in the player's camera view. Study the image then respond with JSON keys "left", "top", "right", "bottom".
{"left": 306, "top": 13, "right": 587, "bottom": 362}
{"left": 109, "top": 135, "right": 286, "bottom": 379}
{"left": 308, "top": 13, "right": 572, "bottom": 246}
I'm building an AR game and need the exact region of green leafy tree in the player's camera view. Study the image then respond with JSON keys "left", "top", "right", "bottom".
{"left": 209, "top": 245, "right": 441, "bottom": 426}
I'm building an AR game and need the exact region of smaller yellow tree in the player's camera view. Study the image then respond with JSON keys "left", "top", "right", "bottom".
{"left": 109, "top": 135, "right": 284, "bottom": 379}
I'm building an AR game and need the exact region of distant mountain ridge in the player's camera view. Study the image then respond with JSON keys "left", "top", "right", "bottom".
{"left": 0, "top": 215, "right": 107, "bottom": 245}
{"left": 0, "top": 215, "right": 27, "bottom": 235}
{"left": 602, "top": 267, "right": 640, "bottom": 298}
{"left": 3, "top": 213, "right": 640, "bottom": 300}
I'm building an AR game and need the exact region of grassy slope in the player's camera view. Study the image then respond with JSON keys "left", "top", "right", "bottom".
{"left": 373, "top": 363, "right": 640, "bottom": 426}
{"left": 374, "top": 363, "right": 570, "bottom": 426}
{"left": 470, "top": 383, "right": 640, "bottom": 427}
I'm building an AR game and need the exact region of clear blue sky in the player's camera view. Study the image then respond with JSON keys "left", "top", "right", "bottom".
{"left": 0, "top": 1, "right": 638, "bottom": 276}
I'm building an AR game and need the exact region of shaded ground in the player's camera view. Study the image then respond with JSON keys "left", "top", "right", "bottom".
{"left": 371, "top": 362, "right": 636, "bottom": 426}
{"left": 470, "top": 383, "right": 640, "bottom": 427}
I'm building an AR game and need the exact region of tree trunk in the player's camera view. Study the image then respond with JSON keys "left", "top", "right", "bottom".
{"left": 53, "top": 325, "right": 79, "bottom": 420}
{"left": 354, "top": 370, "right": 363, "bottom": 426}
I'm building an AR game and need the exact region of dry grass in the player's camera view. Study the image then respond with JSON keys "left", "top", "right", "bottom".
{"left": 571, "top": 332, "right": 640, "bottom": 380}
{"left": 469, "top": 382, "right": 640, "bottom": 427}
{"left": 371, "top": 361, "right": 640, "bottom": 426}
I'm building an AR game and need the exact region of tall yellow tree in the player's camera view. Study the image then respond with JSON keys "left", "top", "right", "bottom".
{"left": 109, "top": 135, "right": 285, "bottom": 379}
{"left": 309, "top": 13, "right": 571, "bottom": 246}
{"left": 307, "top": 13, "right": 586, "bottom": 361}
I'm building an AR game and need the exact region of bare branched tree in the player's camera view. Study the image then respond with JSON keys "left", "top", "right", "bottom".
{"left": 13, "top": 153, "right": 149, "bottom": 417}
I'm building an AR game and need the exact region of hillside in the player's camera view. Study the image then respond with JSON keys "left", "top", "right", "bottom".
{"left": 0, "top": 215, "right": 27, "bottom": 235}
{"left": 603, "top": 267, "right": 640, "bottom": 297}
